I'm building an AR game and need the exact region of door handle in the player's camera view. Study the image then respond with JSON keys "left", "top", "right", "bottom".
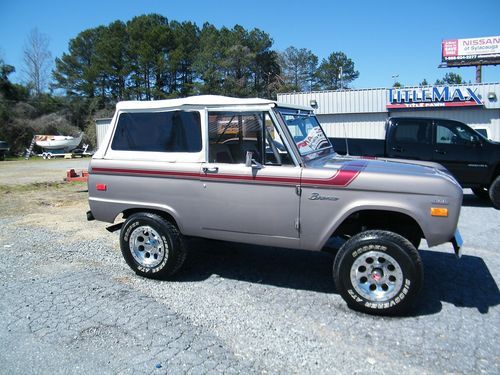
{"left": 434, "top": 149, "right": 447, "bottom": 155}
{"left": 391, "top": 146, "right": 404, "bottom": 152}
{"left": 202, "top": 167, "right": 219, "bottom": 174}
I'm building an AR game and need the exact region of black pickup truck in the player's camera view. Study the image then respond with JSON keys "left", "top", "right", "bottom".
{"left": 331, "top": 117, "right": 500, "bottom": 208}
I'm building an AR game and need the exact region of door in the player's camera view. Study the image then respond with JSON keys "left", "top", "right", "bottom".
{"left": 432, "top": 119, "right": 489, "bottom": 185}
{"left": 386, "top": 118, "right": 433, "bottom": 160}
{"left": 200, "top": 110, "right": 301, "bottom": 244}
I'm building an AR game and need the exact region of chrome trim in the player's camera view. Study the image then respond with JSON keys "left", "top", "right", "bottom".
{"left": 350, "top": 251, "right": 404, "bottom": 302}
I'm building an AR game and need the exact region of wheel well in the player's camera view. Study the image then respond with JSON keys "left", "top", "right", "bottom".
{"left": 121, "top": 208, "right": 179, "bottom": 229}
{"left": 492, "top": 164, "right": 500, "bottom": 184}
{"left": 333, "top": 210, "right": 424, "bottom": 241}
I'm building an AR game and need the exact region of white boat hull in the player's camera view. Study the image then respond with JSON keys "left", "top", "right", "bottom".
{"left": 35, "top": 134, "right": 83, "bottom": 152}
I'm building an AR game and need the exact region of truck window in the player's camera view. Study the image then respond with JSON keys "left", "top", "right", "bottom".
{"left": 393, "top": 120, "right": 430, "bottom": 144}
{"left": 208, "top": 112, "right": 292, "bottom": 165}
{"left": 111, "top": 111, "right": 202, "bottom": 152}
{"left": 436, "top": 121, "right": 477, "bottom": 145}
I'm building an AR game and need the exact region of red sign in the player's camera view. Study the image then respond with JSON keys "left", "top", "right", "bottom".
{"left": 387, "top": 101, "right": 481, "bottom": 109}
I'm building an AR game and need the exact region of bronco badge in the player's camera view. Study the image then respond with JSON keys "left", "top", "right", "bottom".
{"left": 308, "top": 192, "right": 339, "bottom": 201}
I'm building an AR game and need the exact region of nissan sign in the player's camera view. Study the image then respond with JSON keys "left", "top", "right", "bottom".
{"left": 442, "top": 36, "right": 500, "bottom": 67}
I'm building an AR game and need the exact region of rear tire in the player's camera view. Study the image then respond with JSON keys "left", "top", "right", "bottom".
{"left": 333, "top": 230, "right": 423, "bottom": 315}
{"left": 120, "top": 212, "right": 187, "bottom": 279}
{"left": 489, "top": 176, "right": 500, "bottom": 209}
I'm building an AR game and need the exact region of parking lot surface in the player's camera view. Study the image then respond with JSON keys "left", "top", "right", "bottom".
{"left": 0, "top": 160, "right": 499, "bottom": 374}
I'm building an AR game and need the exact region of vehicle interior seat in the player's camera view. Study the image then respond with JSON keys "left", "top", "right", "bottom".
{"left": 209, "top": 143, "right": 234, "bottom": 163}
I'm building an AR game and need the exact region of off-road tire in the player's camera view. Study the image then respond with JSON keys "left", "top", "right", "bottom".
{"left": 333, "top": 230, "right": 423, "bottom": 316}
{"left": 120, "top": 212, "right": 187, "bottom": 279}
{"left": 489, "top": 176, "right": 500, "bottom": 209}
{"left": 472, "top": 186, "right": 489, "bottom": 200}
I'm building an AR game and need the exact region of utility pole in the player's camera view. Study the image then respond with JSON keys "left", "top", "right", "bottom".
{"left": 339, "top": 66, "right": 343, "bottom": 90}
{"left": 475, "top": 65, "right": 482, "bottom": 83}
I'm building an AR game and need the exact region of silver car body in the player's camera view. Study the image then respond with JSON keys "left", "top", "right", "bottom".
{"left": 88, "top": 95, "right": 462, "bottom": 252}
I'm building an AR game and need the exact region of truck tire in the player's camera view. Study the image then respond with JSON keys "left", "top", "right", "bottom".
{"left": 333, "top": 230, "right": 423, "bottom": 315}
{"left": 472, "top": 187, "right": 489, "bottom": 200}
{"left": 489, "top": 176, "right": 500, "bottom": 209}
{"left": 120, "top": 212, "right": 187, "bottom": 279}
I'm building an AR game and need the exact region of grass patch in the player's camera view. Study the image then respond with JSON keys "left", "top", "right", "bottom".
{"left": 0, "top": 181, "right": 87, "bottom": 194}
{"left": 2, "top": 156, "right": 46, "bottom": 162}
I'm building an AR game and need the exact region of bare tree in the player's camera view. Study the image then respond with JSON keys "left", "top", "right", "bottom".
{"left": 23, "top": 28, "right": 52, "bottom": 95}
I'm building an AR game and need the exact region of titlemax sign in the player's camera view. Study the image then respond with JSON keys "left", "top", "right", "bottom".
{"left": 387, "top": 86, "right": 483, "bottom": 109}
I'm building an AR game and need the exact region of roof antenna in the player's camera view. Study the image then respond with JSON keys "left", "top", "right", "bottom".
{"left": 342, "top": 122, "right": 350, "bottom": 157}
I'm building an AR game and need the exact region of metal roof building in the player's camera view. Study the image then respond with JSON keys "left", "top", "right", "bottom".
{"left": 278, "top": 83, "right": 500, "bottom": 141}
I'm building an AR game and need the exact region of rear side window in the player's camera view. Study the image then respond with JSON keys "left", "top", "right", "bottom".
{"left": 111, "top": 111, "right": 202, "bottom": 152}
{"left": 393, "top": 120, "right": 430, "bottom": 144}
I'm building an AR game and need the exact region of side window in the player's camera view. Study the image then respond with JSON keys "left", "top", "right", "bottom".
{"left": 264, "top": 113, "right": 293, "bottom": 165}
{"left": 393, "top": 120, "right": 430, "bottom": 144}
{"left": 208, "top": 112, "right": 293, "bottom": 165}
{"left": 436, "top": 125, "right": 455, "bottom": 144}
{"left": 436, "top": 121, "right": 476, "bottom": 145}
{"left": 208, "top": 112, "right": 263, "bottom": 164}
{"left": 111, "top": 111, "right": 202, "bottom": 152}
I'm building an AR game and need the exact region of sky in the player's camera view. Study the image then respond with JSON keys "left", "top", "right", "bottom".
{"left": 1, "top": 0, "right": 499, "bottom": 90}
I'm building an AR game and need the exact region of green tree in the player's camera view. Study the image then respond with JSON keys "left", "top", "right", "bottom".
{"left": 435, "top": 72, "right": 463, "bottom": 85}
{"left": 419, "top": 79, "right": 429, "bottom": 86}
{"left": 279, "top": 47, "right": 318, "bottom": 92}
{"left": 194, "top": 23, "right": 224, "bottom": 95}
{"left": 126, "top": 14, "right": 172, "bottom": 100}
{"left": 94, "top": 20, "right": 131, "bottom": 101}
{"left": 316, "top": 51, "right": 359, "bottom": 90}
{"left": 167, "top": 21, "right": 200, "bottom": 97}
{"left": 0, "top": 60, "right": 32, "bottom": 153}
{"left": 246, "top": 28, "right": 279, "bottom": 97}
{"left": 53, "top": 27, "right": 104, "bottom": 99}
{"left": 194, "top": 24, "right": 278, "bottom": 98}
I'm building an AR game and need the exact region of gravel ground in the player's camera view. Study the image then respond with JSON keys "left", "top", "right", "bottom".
{"left": 0, "top": 160, "right": 499, "bottom": 374}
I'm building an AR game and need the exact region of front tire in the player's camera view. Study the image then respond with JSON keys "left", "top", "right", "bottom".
{"left": 489, "top": 176, "right": 500, "bottom": 209}
{"left": 333, "top": 230, "right": 423, "bottom": 315}
{"left": 120, "top": 212, "right": 187, "bottom": 279}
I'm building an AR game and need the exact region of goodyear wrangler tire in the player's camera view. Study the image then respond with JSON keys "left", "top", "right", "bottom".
{"left": 333, "top": 230, "right": 423, "bottom": 315}
{"left": 120, "top": 212, "right": 187, "bottom": 279}
{"left": 489, "top": 176, "right": 500, "bottom": 209}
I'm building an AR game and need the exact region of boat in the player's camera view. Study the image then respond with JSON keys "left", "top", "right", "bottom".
{"left": 34, "top": 133, "right": 83, "bottom": 152}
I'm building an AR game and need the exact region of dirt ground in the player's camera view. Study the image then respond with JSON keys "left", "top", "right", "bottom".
{"left": 0, "top": 158, "right": 114, "bottom": 245}
{"left": 0, "top": 158, "right": 90, "bottom": 185}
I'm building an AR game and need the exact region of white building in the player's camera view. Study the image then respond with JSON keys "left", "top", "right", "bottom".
{"left": 278, "top": 83, "right": 500, "bottom": 141}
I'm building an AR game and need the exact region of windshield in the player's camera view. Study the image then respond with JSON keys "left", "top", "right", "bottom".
{"left": 275, "top": 108, "right": 332, "bottom": 159}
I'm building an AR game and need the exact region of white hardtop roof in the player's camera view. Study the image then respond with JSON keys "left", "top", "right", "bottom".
{"left": 115, "top": 95, "right": 312, "bottom": 111}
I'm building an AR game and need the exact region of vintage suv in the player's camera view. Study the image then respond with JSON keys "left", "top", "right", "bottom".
{"left": 87, "top": 95, "right": 463, "bottom": 315}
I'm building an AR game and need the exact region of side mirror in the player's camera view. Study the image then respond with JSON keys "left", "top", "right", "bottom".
{"left": 245, "top": 151, "right": 262, "bottom": 169}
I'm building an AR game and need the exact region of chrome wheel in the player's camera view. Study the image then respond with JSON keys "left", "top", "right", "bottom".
{"left": 129, "top": 225, "right": 167, "bottom": 268}
{"left": 350, "top": 251, "right": 403, "bottom": 302}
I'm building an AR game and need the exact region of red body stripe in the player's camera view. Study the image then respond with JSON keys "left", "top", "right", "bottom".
{"left": 90, "top": 161, "right": 367, "bottom": 188}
